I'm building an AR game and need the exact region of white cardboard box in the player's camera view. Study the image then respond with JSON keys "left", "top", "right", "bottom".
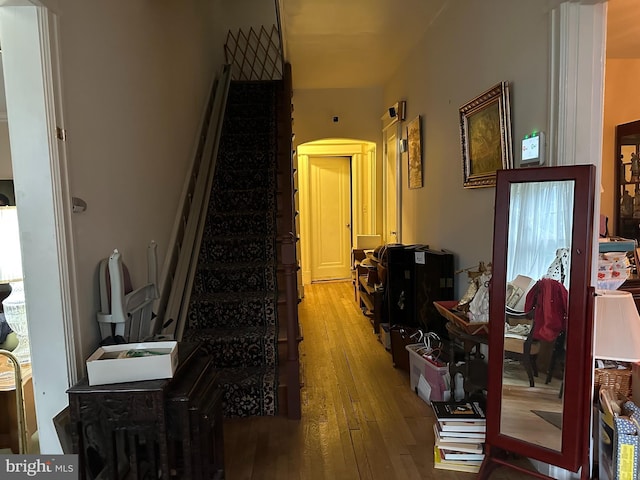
{"left": 86, "top": 341, "right": 178, "bottom": 386}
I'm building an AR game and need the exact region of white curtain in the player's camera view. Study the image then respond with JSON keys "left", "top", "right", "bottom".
{"left": 506, "top": 180, "right": 574, "bottom": 286}
{"left": 0, "top": 206, "right": 23, "bottom": 283}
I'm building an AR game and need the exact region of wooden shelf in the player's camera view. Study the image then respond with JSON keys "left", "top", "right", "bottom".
{"left": 356, "top": 274, "right": 383, "bottom": 333}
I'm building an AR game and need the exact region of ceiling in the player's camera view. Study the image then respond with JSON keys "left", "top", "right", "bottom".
{"left": 0, "top": 1, "right": 635, "bottom": 113}
{"left": 280, "top": 0, "right": 640, "bottom": 90}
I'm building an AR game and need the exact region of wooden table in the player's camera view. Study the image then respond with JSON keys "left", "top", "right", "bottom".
{"left": 0, "top": 359, "right": 36, "bottom": 453}
{"left": 433, "top": 301, "right": 489, "bottom": 400}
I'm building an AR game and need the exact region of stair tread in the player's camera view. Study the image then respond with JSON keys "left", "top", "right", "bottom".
{"left": 187, "top": 325, "right": 277, "bottom": 338}
{"left": 191, "top": 290, "right": 278, "bottom": 302}
{"left": 197, "top": 260, "right": 276, "bottom": 270}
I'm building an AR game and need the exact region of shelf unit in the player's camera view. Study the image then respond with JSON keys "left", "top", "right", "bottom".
{"left": 615, "top": 120, "right": 640, "bottom": 241}
{"left": 357, "top": 271, "right": 383, "bottom": 333}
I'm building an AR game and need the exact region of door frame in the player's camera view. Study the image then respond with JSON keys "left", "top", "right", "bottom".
{"left": 0, "top": 3, "right": 78, "bottom": 453}
{"left": 382, "top": 120, "right": 402, "bottom": 245}
{"left": 298, "top": 139, "right": 376, "bottom": 285}
{"left": 308, "top": 155, "right": 352, "bottom": 281}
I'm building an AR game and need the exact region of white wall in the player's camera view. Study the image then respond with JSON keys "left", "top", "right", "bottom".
{"left": 0, "top": 121, "right": 12, "bottom": 178}
{"left": 1, "top": 0, "right": 228, "bottom": 452}
{"left": 34, "top": 0, "right": 226, "bottom": 366}
{"left": 382, "top": 0, "right": 550, "bottom": 297}
{"left": 601, "top": 59, "right": 640, "bottom": 230}
{"left": 293, "top": 87, "right": 383, "bottom": 146}
{"left": 219, "top": 0, "right": 278, "bottom": 32}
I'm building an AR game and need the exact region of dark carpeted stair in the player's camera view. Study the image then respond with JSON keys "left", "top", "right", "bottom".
{"left": 183, "top": 81, "right": 279, "bottom": 417}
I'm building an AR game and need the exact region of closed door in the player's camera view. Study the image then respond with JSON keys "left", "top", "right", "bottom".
{"left": 309, "top": 156, "right": 352, "bottom": 281}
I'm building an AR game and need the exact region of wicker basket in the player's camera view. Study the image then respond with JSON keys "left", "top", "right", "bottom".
{"left": 594, "top": 367, "right": 632, "bottom": 398}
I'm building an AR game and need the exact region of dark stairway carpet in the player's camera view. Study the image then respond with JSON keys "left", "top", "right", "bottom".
{"left": 183, "top": 81, "right": 279, "bottom": 417}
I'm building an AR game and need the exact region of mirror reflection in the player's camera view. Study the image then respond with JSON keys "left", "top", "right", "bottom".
{"left": 500, "top": 180, "right": 575, "bottom": 452}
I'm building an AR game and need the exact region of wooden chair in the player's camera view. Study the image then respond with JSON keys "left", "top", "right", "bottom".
{"left": 503, "top": 307, "right": 541, "bottom": 387}
{"left": 0, "top": 350, "right": 29, "bottom": 453}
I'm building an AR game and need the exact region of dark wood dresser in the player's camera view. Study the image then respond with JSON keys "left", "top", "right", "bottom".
{"left": 67, "top": 342, "right": 224, "bottom": 480}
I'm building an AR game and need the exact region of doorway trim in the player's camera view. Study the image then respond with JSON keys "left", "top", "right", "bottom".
{"left": 0, "top": 3, "right": 78, "bottom": 453}
{"left": 298, "top": 138, "right": 376, "bottom": 285}
{"left": 382, "top": 121, "right": 402, "bottom": 244}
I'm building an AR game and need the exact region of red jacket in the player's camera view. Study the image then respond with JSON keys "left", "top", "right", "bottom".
{"left": 524, "top": 278, "right": 568, "bottom": 342}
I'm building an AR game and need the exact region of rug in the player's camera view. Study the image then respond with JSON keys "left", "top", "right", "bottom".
{"left": 531, "top": 410, "right": 562, "bottom": 429}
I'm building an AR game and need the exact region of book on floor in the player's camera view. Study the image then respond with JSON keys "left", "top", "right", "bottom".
{"left": 433, "top": 424, "right": 484, "bottom": 452}
{"left": 439, "top": 420, "right": 486, "bottom": 432}
{"left": 438, "top": 448, "right": 485, "bottom": 462}
{"left": 434, "top": 420, "right": 486, "bottom": 440}
{"left": 433, "top": 446, "right": 482, "bottom": 473}
{"left": 431, "top": 400, "right": 486, "bottom": 423}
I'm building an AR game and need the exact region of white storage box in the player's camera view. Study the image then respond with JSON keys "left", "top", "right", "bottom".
{"left": 86, "top": 341, "right": 178, "bottom": 386}
{"left": 406, "top": 343, "right": 449, "bottom": 401}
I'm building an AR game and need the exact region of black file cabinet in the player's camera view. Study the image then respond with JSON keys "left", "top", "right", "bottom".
{"left": 383, "top": 244, "right": 454, "bottom": 338}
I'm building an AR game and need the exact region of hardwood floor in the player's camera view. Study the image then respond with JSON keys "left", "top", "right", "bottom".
{"left": 223, "top": 281, "right": 536, "bottom": 479}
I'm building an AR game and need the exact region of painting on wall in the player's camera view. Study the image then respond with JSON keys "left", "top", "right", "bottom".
{"left": 459, "top": 81, "right": 513, "bottom": 188}
{"left": 407, "top": 115, "right": 423, "bottom": 189}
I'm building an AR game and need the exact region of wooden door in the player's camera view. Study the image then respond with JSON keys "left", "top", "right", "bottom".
{"left": 309, "top": 156, "right": 352, "bottom": 281}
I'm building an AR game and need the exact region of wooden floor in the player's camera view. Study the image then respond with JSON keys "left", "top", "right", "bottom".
{"left": 223, "top": 281, "right": 536, "bottom": 479}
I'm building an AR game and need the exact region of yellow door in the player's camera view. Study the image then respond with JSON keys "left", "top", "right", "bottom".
{"left": 309, "top": 156, "right": 352, "bottom": 281}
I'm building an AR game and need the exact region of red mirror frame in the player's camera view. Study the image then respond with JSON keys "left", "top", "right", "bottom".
{"left": 479, "top": 165, "right": 595, "bottom": 479}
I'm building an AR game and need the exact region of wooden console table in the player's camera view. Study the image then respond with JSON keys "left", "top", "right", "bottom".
{"left": 434, "top": 301, "right": 488, "bottom": 400}
{"left": 67, "top": 343, "right": 224, "bottom": 480}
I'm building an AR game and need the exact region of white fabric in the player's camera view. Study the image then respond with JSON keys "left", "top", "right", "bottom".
{"left": 0, "top": 207, "right": 23, "bottom": 282}
{"left": 506, "top": 181, "right": 574, "bottom": 288}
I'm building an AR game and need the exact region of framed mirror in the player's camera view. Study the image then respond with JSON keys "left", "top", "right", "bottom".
{"left": 479, "top": 165, "right": 595, "bottom": 479}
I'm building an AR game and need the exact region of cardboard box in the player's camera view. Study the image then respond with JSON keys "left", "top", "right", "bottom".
{"left": 86, "top": 341, "right": 178, "bottom": 386}
{"left": 599, "top": 389, "right": 640, "bottom": 480}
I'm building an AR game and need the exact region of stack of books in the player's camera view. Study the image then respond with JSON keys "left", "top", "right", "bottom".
{"left": 431, "top": 400, "right": 486, "bottom": 473}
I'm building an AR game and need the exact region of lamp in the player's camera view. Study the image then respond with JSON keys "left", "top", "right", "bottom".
{"left": 0, "top": 206, "right": 30, "bottom": 364}
{"left": 594, "top": 290, "right": 640, "bottom": 362}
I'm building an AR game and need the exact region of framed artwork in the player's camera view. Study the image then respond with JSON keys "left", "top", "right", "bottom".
{"left": 459, "top": 81, "right": 513, "bottom": 188}
{"left": 407, "top": 115, "right": 423, "bottom": 189}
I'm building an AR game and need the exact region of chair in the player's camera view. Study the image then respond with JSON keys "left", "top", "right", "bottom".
{"left": 0, "top": 350, "right": 29, "bottom": 453}
{"left": 504, "top": 307, "right": 541, "bottom": 387}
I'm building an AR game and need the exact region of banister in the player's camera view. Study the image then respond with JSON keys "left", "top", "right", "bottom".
{"left": 159, "top": 65, "right": 232, "bottom": 340}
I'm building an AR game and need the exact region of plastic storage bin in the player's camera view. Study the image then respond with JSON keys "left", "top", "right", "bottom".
{"left": 406, "top": 343, "right": 449, "bottom": 401}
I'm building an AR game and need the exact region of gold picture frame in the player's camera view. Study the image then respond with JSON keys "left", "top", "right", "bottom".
{"left": 459, "top": 81, "right": 513, "bottom": 188}
{"left": 407, "top": 115, "right": 423, "bottom": 189}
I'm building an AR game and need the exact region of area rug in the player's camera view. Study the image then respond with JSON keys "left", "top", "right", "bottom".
{"left": 531, "top": 410, "right": 562, "bottom": 429}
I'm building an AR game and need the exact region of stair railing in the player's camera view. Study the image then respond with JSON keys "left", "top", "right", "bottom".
{"left": 276, "top": 62, "right": 302, "bottom": 419}
{"left": 158, "top": 65, "right": 232, "bottom": 340}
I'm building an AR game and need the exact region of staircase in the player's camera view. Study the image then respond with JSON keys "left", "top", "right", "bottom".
{"left": 183, "top": 79, "right": 298, "bottom": 418}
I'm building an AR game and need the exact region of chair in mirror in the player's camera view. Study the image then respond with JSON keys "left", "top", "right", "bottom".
{"left": 478, "top": 165, "right": 596, "bottom": 480}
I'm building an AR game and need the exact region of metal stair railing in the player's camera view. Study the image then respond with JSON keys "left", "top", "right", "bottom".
{"left": 158, "top": 65, "right": 232, "bottom": 340}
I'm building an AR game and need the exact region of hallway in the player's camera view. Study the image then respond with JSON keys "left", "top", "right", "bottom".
{"left": 223, "top": 281, "right": 532, "bottom": 479}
